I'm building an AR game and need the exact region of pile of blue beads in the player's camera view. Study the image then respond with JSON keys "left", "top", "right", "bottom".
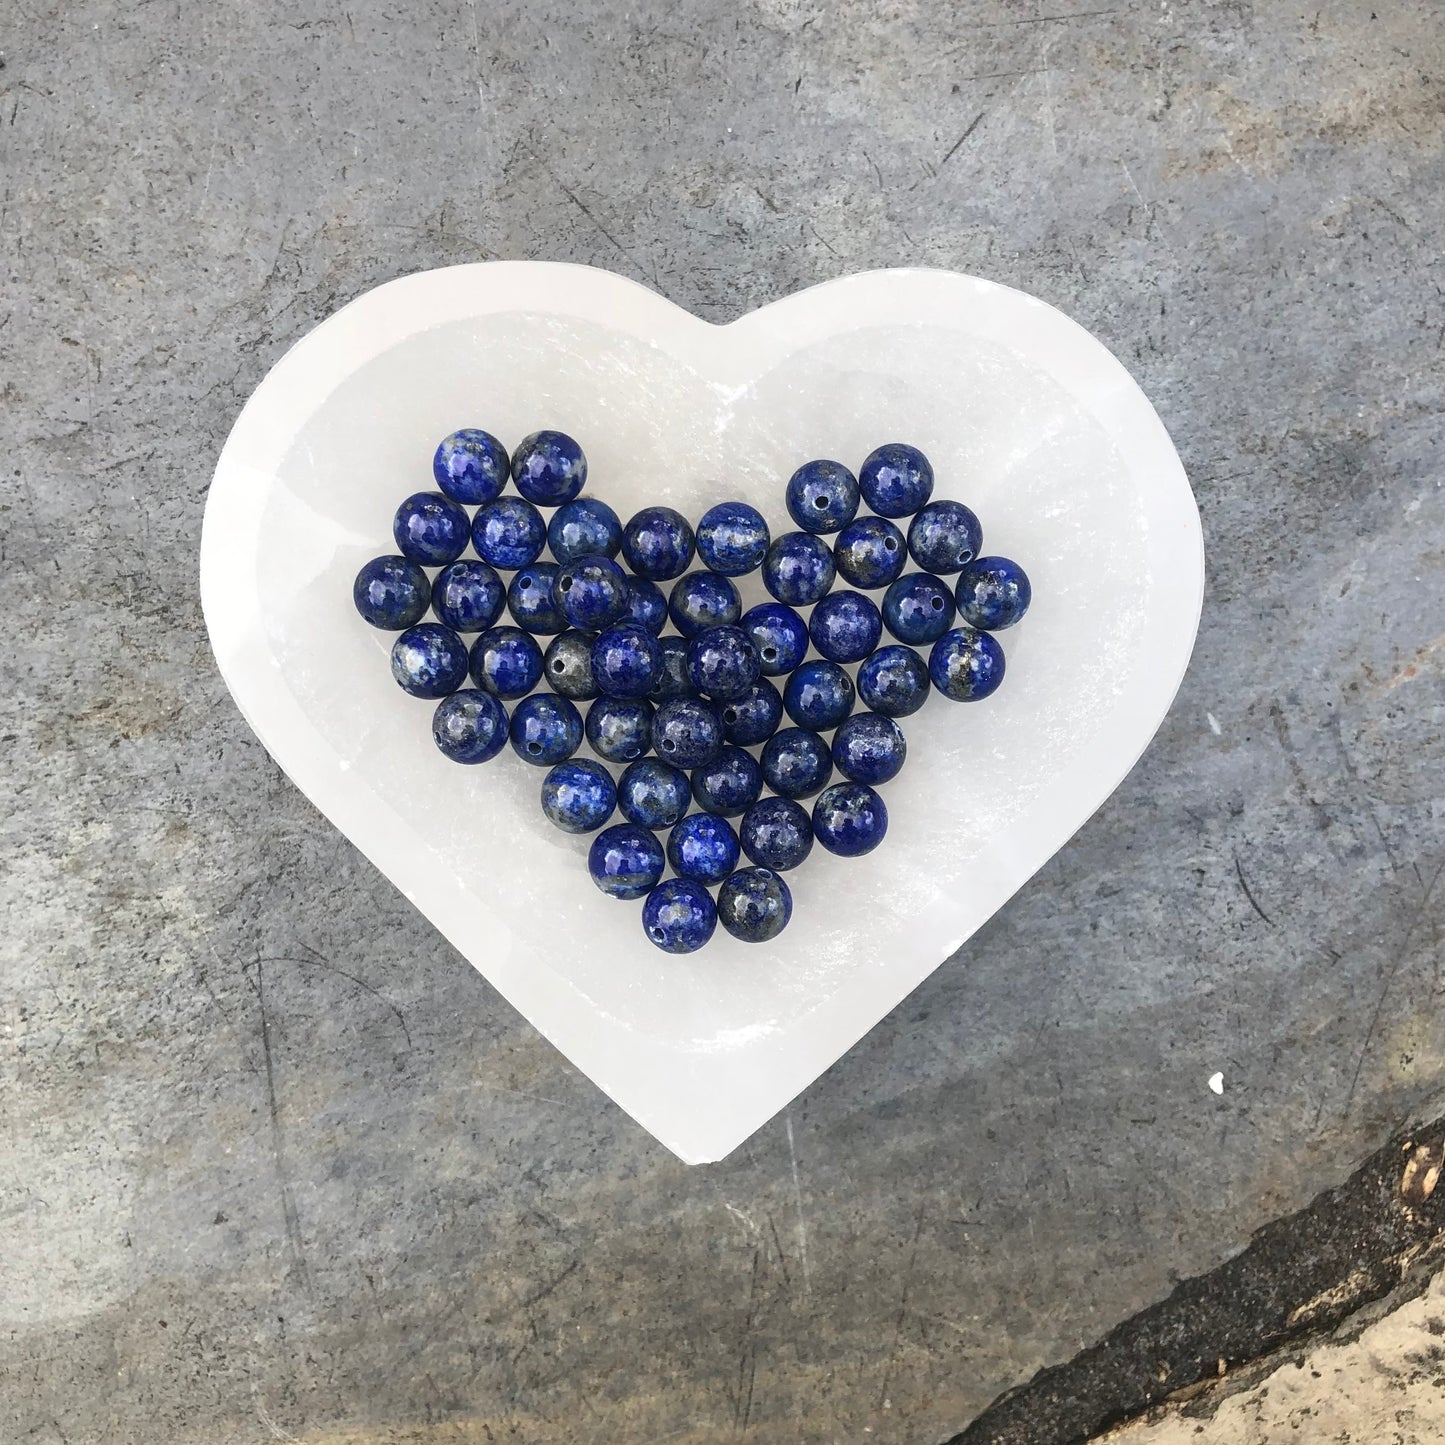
{"left": 353, "top": 430, "right": 1032, "bottom": 954}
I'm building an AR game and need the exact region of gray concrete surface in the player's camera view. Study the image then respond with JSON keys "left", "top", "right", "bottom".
{"left": 2, "top": 2, "right": 1443, "bottom": 1442}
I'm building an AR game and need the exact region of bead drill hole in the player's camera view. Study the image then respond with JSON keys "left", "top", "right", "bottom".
{"left": 761, "top": 647, "right": 777, "bottom": 662}
{"left": 931, "top": 596, "right": 945, "bottom": 610}
{"left": 884, "top": 537, "right": 898, "bottom": 551}
{"left": 560, "top": 575, "right": 573, "bottom": 591}
{"left": 552, "top": 659, "right": 566, "bottom": 672}
{"left": 723, "top": 709, "right": 737, "bottom": 723}
{"left": 650, "top": 927, "right": 665, "bottom": 942}
{"left": 625, "top": 745, "right": 639, "bottom": 758}
{"left": 520, "top": 575, "right": 532, "bottom": 588}
{"left": 526, "top": 741, "right": 542, "bottom": 755}
{"left": 662, "top": 739, "right": 676, "bottom": 752}
{"left": 814, "top": 495, "right": 829, "bottom": 509}
{"left": 958, "top": 549, "right": 974, "bottom": 564}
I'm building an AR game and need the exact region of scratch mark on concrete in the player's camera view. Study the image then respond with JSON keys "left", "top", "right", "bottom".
{"left": 785, "top": 1112, "right": 811, "bottom": 1298}
{"left": 1233, "top": 851, "right": 1275, "bottom": 927}
{"left": 940, "top": 112, "right": 986, "bottom": 169}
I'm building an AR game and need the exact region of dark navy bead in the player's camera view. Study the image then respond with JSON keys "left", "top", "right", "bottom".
{"left": 432, "top": 428, "right": 509, "bottom": 504}
{"left": 649, "top": 636, "right": 697, "bottom": 702}
{"left": 696, "top": 501, "right": 769, "bottom": 576}
{"left": 547, "top": 496, "right": 622, "bottom": 563}
{"left": 741, "top": 602, "right": 810, "bottom": 677}
{"left": 641, "top": 879, "right": 717, "bottom": 953}
{"left": 585, "top": 696, "right": 654, "bottom": 764}
{"left": 687, "top": 625, "right": 761, "bottom": 702}
{"left": 808, "top": 590, "right": 882, "bottom": 664}
{"left": 739, "top": 796, "right": 813, "bottom": 871}
{"left": 507, "top": 562, "right": 567, "bottom": 634}
{"left": 543, "top": 630, "right": 598, "bottom": 700}
{"left": 651, "top": 697, "right": 725, "bottom": 769}
{"left": 783, "top": 659, "right": 855, "bottom": 731}
{"left": 431, "top": 689, "right": 509, "bottom": 764}
{"left": 393, "top": 492, "right": 470, "bottom": 566}
{"left": 882, "top": 572, "right": 956, "bottom": 645}
{"left": 954, "top": 556, "right": 1032, "bottom": 630}
{"left": 833, "top": 516, "right": 906, "bottom": 590}
{"left": 666, "top": 814, "right": 740, "bottom": 885}
{"left": 719, "top": 679, "right": 783, "bottom": 747}
{"left": 858, "top": 443, "right": 934, "bottom": 519}
{"left": 354, "top": 555, "right": 430, "bottom": 629}
{"left": 667, "top": 571, "right": 741, "bottom": 638}
{"left": 391, "top": 624, "right": 469, "bottom": 698}
{"left": 717, "top": 867, "right": 792, "bottom": 943}
{"left": 541, "top": 759, "right": 616, "bottom": 833}
{"left": 760, "top": 727, "right": 833, "bottom": 800}
{"left": 469, "top": 625, "right": 544, "bottom": 699}
{"left": 509, "top": 693, "right": 583, "bottom": 765}
{"left": 908, "top": 500, "right": 982, "bottom": 575}
{"left": 622, "top": 506, "right": 695, "bottom": 581}
{"left": 622, "top": 576, "right": 668, "bottom": 636}
{"left": 692, "top": 746, "right": 763, "bottom": 818}
{"left": 929, "top": 627, "right": 1006, "bottom": 701}
{"left": 511, "top": 429, "right": 586, "bottom": 506}
{"left": 589, "top": 824, "right": 665, "bottom": 900}
{"left": 856, "top": 644, "right": 930, "bottom": 718}
{"left": 762, "top": 531, "right": 835, "bottom": 607}
{"left": 555, "top": 554, "right": 630, "bottom": 631}
{"left": 617, "top": 758, "right": 692, "bottom": 830}
{"left": 471, "top": 497, "right": 546, "bottom": 570}
{"left": 591, "top": 624, "right": 662, "bottom": 699}
{"left": 431, "top": 559, "right": 504, "bottom": 633}
{"left": 813, "top": 781, "right": 888, "bottom": 856}
{"left": 786, "top": 459, "right": 859, "bottom": 534}
{"left": 832, "top": 712, "right": 906, "bottom": 785}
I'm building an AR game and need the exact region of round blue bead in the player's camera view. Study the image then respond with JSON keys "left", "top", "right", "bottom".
{"left": 509, "top": 693, "right": 583, "bottom": 765}
{"left": 929, "top": 627, "right": 1006, "bottom": 701}
{"left": 717, "top": 867, "right": 792, "bottom": 943}
{"left": 622, "top": 506, "right": 695, "bottom": 581}
{"left": 833, "top": 516, "right": 906, "bottom": 590}
{"left": 687, "top": 625, "right": 761, "bottom": 703}
{"left": 622, "top": 576, "right": 668, "bottom": 635}
{"left": 391, "top": 624, "right": 469, "bottom": 698}
{"left": 591, "top": 624, "right": 662, "bottom": 699}
{"left": 668, "top": 571, "right": 741, "bottom": 638}
{"left": 511, "top": 430, "right": 586, "bottom": 506}
{"left": 783, "top": 659, "right": 855, "bottom": 731}
{"left": 954, "top": 556, "right": 1032, "bottom": 630}
{"left": 786, "top": 459, "right": 859, "bottom": 534}
{"left": 856, "top": 644, "right": 931, "bottom": 718}
{"left": 858, "top": 443, "right": 934, "bottom": 519}
{"left": 431, "top": 559, "right": 504, "bottom": 633}
{"left": 739, "top": 796, "right": 813, "bottom": 871}
{"left": 555, "top": 554, "right": 630, "bottom": 631}
{"left": 393, "top": 492, "right": 470, "bottom": 566}
{"left": 589, "top": 824, "right": 665, "bottom": 900}
{"left": 882, "top": 572, "right": 956, "bottom": 645}
{"left": 542, "top": 630, "right": 598, "bottom": 700}
{"left": 541, "top": 759, "right": 617, "bottom": 833}
{"left": 471, "top": 497, "right": 546, "bottom": 570}
{"left": 667, "top": 814, "right": 740, "bottom": 885}
{"left": 719, "top": 679, "right": 783, "bottom": 747}
{"left": 762, "top": 532, "right": 836, "bottom": 607}
{"left": 692, "top": 745, "right": 764, "bottom": 818}
{"left": 468, "top": 625, "right": 543, "bottom": 699}
{"left": 649, "top": 635, "right": 697, "bottom": 702}
{"left": 808, "top": 590, "right": 882, "bottom": 664}
{"left": 547, "top": 497, "right": 622, "bottom": 563}
{"left": 812, "top": 781, "right": 888, "bottom": 856}
{"left": 354, "top": 555, "right": 430, "bottom": 630}
{"left": 741, "top": 602, "right": 810, "bottom": 677}
{"left": 832, "top": 712, "right": 907, "bottom": 785}
{"left": 432, "top": 428, "right": 509, "bottom": 504}
{"left": 908, "top": 500, "right": 983, "bottom": 575}
{"left": 760, "top": 727, "right": 834, "bottom": 800}
{"left": 617, "top": 758, "right": 692, "bottom": 830}
{"left": 641, "top": 879, "right": 717, "bottom": 953}
{"left": 696, "top": 501, "right": 769, "bottom": 576}
{"left": 585, "top": 696, "right": 654, "bottom": 764}
{"left": 431, "top": 689, "right": 509, "bottom": 763}
{"left": 651, "top": 697, "right": 725, "bottom": 769}
{"left": 507, "top": 561, "right": 567, "bottom": 634}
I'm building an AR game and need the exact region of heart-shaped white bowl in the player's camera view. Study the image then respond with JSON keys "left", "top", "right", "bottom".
{"left": 202, "top": 262, "right": 1202, "bottom": 1164}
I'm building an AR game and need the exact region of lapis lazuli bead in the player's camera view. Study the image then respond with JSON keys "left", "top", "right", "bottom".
{"left": 813, "top": 781, "right": 888, "bottom": 856}
{"left": 882, "top": 572, "right": 956, "bottom": 646}
{"left": 668, "top": 571, "right": 741, "bottom": 638}
{"left": 649, "top": 635, "right": 697, "bottom": 702}
{"left": 741, "top": 602, "right": 810, "bottom": 677}
{"left": 622, "top": 506, "right": 695, "bottom": 581}
{"left": 471, "top": 497, "right": 546, "bottom": 570}
{"left": 687, "top": 625, "right": 761, "bottom": 703}
{"left": 720, "top": 679, "right": 783, "bottom": 747}
{"left": 354, "top": 555, "right": 431, "bottom": 630}
{"left": 651, "top": 697, "right": 725, "bottom": 769}
{"left": 666, "top": 813, "right": 740, "bottom": 885}
{"left": 856, "top": 644, "right": 931, "bottom": 718}
{"left": 717, "top": 867, "right": 792, "bottom": 943}
{"left": 908, "top": 500, "right": 982, "bottom": 575}
{"left": 585, "top": 696, "right": 654, "bottom": 764}
{"left": 622, "top": 576, "right": 668, "bottom": 636}
{"left": 511, "top": 430, "right": 586, "bottom": 507}
{"left": 469, "top": 625, "right": 544, "bottom": 699}
{"left": 431, "top": 559, "right": 505, "bottom": 633}
{"left": 543, "top": 630, "right": 598, "bottom": 700}
{"left": 954, "top": 556, "right": 1032, "bottom": 630}
{"left": 696, "top": 501, "right": 769, "bottom": 576}
{"left": 509, "top": 693, "right": 583, "bottom": 765}
{"left": 591, "top": 624, "right": 662, "bottom": 699}
{"left": 808, "top": 589, "right": 882, "bottom": 664}
{"left": 762, "top": 531, "right": 835, "bottom": 607}
{"left": 642, "top": 879, "right": 717, "bottom": 953}
{"left": 832, "top": 712, "right": 906, "bottom": 785}
{"left": 541, "top": 758, "right": 617, "bottom": 833}
{"left": 393, "top": 492, "right": 470, "bottom": 566}
{"left": 833, "top": 516, "right": 906, "bottom": 591}
{"left": 589, "top": 823, "right": 665, "bottom": 900}
{"left": 739, "top": 796, "right": 813, "bottom": 871}
{"left": 859, "top": 443, "right": 934, "bottom": 519}
{"left": 507, "top": 562, "right": 567, "bottom": 635}
{"left": 692, "top": 745, "right": 763, "bottom": 818}
{"left": 547, "top": 496, "right": 622, "bottom": 563}
{"left": 761, "top": 727, "right": 834, "bottom": 800}
{"left": 432, "top": 689, "right": 509, "bottom": 764}
{"left": 555, "top": 554, "right": 630, "bottom": 631}
{"left": 617, "top": 758, "right": 692, "bottom": 830}
{"left": 391, "top": 624, "right": 469, "bottom": 698}
{"left": 433, "top": 429, "right": 509, "bottom": 504}
{"left": 786, "top": 459, "right": 859, "bottom": 535}
{"left": 929, "top": 627, "right": 1006, "bottom": 701}
{"left": 783, "top": 659, "right": 855, "bottom": 731}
